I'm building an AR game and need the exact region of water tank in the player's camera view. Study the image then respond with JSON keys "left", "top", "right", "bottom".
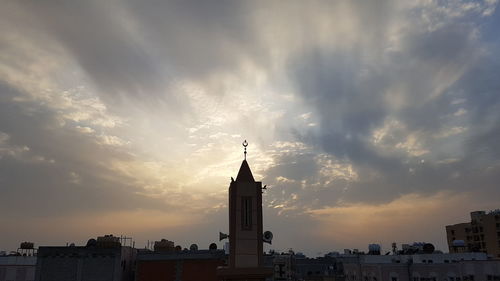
{"left": 20, "top": 242, "right": 34, "bottom": 249}
{"left": 422, "top": 243, "right": 435, "bottom": 254}
{"left": 189, "top": 244, "right": 198, "bottom": 251}
{"left": 96, "top": 235, "right": 121, "bottom": 248}
{"left": 209, "top": 243, "right": 217, "bottom": 250}
{"left": 368, "top": 244, "right": 381, "bottom": 255}
{"left": 154, "top": 239, "right": 175, "bottom": 252}
{"left": 86, "top": 239, "right": 97, "bottom": 247}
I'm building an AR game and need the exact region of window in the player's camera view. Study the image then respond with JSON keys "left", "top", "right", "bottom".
{"left": 241, "top": 196, "right": 252, "bottom": 230}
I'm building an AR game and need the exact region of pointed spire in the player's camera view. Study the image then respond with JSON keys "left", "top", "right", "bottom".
{"left": 236, "top": 160, "right": 255, "bottom": 182}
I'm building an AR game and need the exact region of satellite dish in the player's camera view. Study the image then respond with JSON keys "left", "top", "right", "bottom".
{"left": 219, "top": 232, "right": 229, "bottom": 241}
{"left": 86, "top": 239, "right": 97, "bottom": 247}
{"left": 263, "top": 231, "right": 273, "bottom": 244}
{"left": 423, "top": 243, "right": 435, "bottom": 254}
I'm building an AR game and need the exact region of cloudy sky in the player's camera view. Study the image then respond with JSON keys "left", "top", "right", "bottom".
{"left": 1, "top": 0, "right": 500, "bottom": 256}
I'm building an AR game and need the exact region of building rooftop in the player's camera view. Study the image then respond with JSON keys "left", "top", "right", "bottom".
{"left": 137, "top": 249, "right": 226, "bottom": 261}
{"left": 0, "top": 256, "right": 37, "bottom": 265}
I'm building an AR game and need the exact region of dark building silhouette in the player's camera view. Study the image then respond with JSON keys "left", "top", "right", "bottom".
{"left": 34, "top": 235, "right": 136, "bottom": 281}
{"left": 217, "top": 141, "right": 273, "bottom": 281}
{"left": 135, "top": 248, "right": 226, "bottom": 281}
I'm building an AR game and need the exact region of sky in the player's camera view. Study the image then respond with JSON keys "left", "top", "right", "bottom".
{"left": 1, "top": 0, "right": 500, "bottom": 257}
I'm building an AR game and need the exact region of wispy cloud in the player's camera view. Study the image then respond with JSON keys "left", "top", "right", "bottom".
{"left": 1, "top": 0, "right": 499, "bottom": 255}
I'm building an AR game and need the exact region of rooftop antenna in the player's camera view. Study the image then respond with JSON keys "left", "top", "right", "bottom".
{"left": 242, "top": 140, "right": 248, "bottom": 160}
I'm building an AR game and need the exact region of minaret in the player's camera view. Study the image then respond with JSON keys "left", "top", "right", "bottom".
{"left": 217, "top": 141, "right": 272, "bottom": 281}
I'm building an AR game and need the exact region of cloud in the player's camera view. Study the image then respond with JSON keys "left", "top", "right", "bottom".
{"left": 1, "top": 0, "right": 499, "bottom": 256}
{"left": 306, "top": 191, "right": 498, "bottom": 252}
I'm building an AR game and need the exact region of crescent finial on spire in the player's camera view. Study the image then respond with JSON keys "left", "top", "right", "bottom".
{"left": 242, "top": 140, "right": 248, "bottom": 160}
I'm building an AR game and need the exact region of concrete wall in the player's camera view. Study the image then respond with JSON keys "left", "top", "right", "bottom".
{"left": 35, "top": 246, "right": 136, "bottom": 281}
{"left": 136, "top": 258, "right": 225, "bottom": 281}
{"left": 343, "top": 256, "right": 500, "bottom": 281}
{"left": 0, "top": 256, "right": 36, "bottom": 281}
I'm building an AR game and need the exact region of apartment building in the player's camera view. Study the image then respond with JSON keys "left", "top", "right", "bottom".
{"left": 446, "top": 210, "right": 500, "bottom": 258}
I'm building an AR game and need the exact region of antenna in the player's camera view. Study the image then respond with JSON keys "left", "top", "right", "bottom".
{"left": 242, "top": 140, "right": 248, "bottom": 160}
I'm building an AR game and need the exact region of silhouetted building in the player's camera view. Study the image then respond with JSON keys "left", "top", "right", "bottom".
{"left": 136, "top": 248, "right": 226, "bottom": 281}
{"left": 294, "top": 255, "right": 343, "bottom": 281}
{"left": 0, "top": 255, "right": 37, "bottom": 281}
{"left": 342, "top": 252, "right": 500, "bottom": 281}
{"left": 446, "top": 210, "right": 500, "bottom": 258}
{"left": 34, "top": 235, "right": 136, "bottom": 281}
{"left": 262, "top": 251, "right": 345, "bottom": 281}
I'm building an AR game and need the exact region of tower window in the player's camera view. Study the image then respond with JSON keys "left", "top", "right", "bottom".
{"left": 241, "top": 196, "right": 252, "bottom": 230}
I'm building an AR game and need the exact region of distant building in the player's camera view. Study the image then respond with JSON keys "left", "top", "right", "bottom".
{"left": 0, "top": 255, "right": 37, "bottom": 281}
{"left": 446, "top": 210, "right": 500, "bottom": 258}
{"left": 34, "top": 235, "right": 136, "bottom": 281}
{"left": 135, "top": 248, "right": 226, "bottom": 281}
{"left": 294, "top": 255, "right": 343, "bottom": 281}
{"left": 343, "top": 252, "right": 500, "bottom": 281}
{"left": 263, "top": 251, "right": 344, "bottom": 281}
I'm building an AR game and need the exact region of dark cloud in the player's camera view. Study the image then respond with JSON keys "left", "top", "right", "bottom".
{"left": 275, "top": 8, "right": 500, "bottom": 208}
{"left": 1, "top": 0, "right": 500, "bottom": 255}
{"left": 11, "top": 0, "right": 264, "bottom": 110}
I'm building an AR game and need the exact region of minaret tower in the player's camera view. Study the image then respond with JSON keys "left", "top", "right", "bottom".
{"left": 217, "top": 141, "right": 272, "bottom": 281}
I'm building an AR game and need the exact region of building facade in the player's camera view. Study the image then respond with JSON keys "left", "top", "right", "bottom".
{"left": 343, "top": 253, "right": 500, "bottom": 281}
{"left": 446, "top": 210, "right": 500, "bottom": 258}
{"left": 0, "top": 255, "right": 36, "bottom": 281}
{"left": 136, "top": 249, "right": 226, "bottom": 281}
{"left": 34, "top": 236, "right": 136, "bottom": 281}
